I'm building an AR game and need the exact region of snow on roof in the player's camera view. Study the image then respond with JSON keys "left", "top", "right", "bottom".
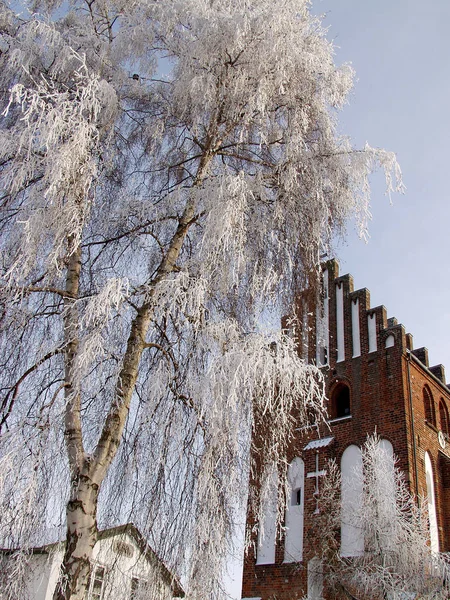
{"left": 303, "top": 436, "right": 334, "bottom": 451}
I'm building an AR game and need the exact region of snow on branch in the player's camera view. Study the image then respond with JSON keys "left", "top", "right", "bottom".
{"left": 0, "top": 2, "right": 405, "bottom": 598}
{"left": 2, "top": 44, "right": 117, "bottom": 282}
{"left": 317, "top": 435, "right": 450, "bottom": 599}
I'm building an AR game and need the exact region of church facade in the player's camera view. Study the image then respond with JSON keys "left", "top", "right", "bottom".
{"left": 241, "top": 260, "right": 450, "bottom": 599}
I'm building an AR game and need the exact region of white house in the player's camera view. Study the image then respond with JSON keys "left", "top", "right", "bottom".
{"left": 0, "top": 523, "right": 184, "bottom": 600}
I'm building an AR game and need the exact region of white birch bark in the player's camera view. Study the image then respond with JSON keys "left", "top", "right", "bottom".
{"left": 53, "top": 142, "right": 216, "bottom": 598}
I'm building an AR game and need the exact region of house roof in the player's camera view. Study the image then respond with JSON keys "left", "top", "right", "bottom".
{"left": 98, "top": 523, "right": 184, "bottom": 598}
{"left": 0, "top": 523, "right": 184, "bottom": 598}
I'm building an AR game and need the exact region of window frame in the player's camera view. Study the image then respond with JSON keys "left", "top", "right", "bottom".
{"left": 130, "top": 577, "right": 152, "bottom": 600}
{"left": 86, "top": 563, "right": 106, "bottom": 600}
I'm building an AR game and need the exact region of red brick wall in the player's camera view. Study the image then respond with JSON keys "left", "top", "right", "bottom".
{"left": 402, "top": 355, "right": 450, "bottom": 551}
{"left": 241, "top": 260, "right": 450, "bottom": 599}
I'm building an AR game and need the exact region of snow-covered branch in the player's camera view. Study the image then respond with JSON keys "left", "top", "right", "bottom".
{"left": 0, "top": 1, "right": 403, "bottom": 598}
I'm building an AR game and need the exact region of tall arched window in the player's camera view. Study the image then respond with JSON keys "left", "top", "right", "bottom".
{"left": 340, "top": 445, "right": 364, "bottom": 557}
{"left": 379, "top": 438, "right": 394, "bottom": 458}
{"left": 368, "top": 439, "right": 395, "bottom": 553}
{"left": 423, "top": 385, "right": 436, "bottom": 426}
{"left": 424, "top": 452, "right": 439, "bottom": 553}
{"left": 330, "top": 382, "right": 351, "bottom": 419}
{"left": 439, "top": 399, "right": 450, "bottom": 437}
{"left": 256, "top": 463, "right": 278, "bottom": 565}
{"left": 284, "top": 457, "right": 305, "bottom": 563}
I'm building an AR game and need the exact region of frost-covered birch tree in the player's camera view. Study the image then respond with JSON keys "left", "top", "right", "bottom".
{"left": 317, "top": 436, "right": 450, "bottom": 600}
{"left": 0, "top": 1, "right": 402, "bottom": 598}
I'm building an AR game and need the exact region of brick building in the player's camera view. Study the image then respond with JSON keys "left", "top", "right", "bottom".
{"left": 241, "top": 259, "right": 450, "bottom": 599}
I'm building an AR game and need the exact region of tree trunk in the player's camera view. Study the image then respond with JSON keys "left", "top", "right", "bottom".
{"left": 53, "top": 472, "right": 99, "bottom": 600}
{"left": 54, "top": 145, "right": 217, "bottom": 599}
{"left": 53, "top": 241, "right": 95, "bottom": 600}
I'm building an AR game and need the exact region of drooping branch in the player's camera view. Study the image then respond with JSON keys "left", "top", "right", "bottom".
{"left": 0, "top": 347, "right": 64, "bottom": 432}
{"left": 0, "top": 4, "right": 405, "bottom": 599}
{"left": 8, "top": 286, "right": 73, "bottom": 298}
{"left": 81, "top": 215, "right": 179, "bottom": 248}
{"left": 90, "top": 140, "right": 219, "bottom": 483}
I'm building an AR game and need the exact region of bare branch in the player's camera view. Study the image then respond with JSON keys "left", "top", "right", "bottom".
{"left": 0, "top": 347, "right": 64, "bottom": 431}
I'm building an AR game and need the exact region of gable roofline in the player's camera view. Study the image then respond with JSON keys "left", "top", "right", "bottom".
{"left": 0, "top": 523, "right": 184, "bottom": 598}
{"left": 406, "top": 349, "right": 450, "bottom": 397}
{"left": 99, "top": 523, "right": 184, "bottom": 597}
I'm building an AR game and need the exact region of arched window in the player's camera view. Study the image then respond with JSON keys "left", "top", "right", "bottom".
{"left": 424, "top": 452, "right": 439, "bottom": 553}
{"left": 368, "top": 439, "right": 396, "bottom": 553}
{"left": 379, "top": 438, "right": 394, "bottom": 457}
{"left": 256, "top": 463, "right": 278, "bottom": 565}
{"left": 330, "top": 383, "right": 351, "bottom": 419}
{"left": 439, "top": 399, "right": 450, "bottom": 437}
{"left": 284, "top": 457, "right": 305, "bottom": 563}
{"left": 385, "top": 334, "right": 395, "bottom": 348}
{"left": 340, "top": 445, "right": 364, "bottom": 557}
{"left": 423, "top": 385, "right": 436, "bottom": 427}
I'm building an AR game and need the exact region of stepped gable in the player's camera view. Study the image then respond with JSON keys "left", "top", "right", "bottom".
{"left": 242, "top": 258, "right": 450, "bottom": 600}
{"left": 317, "top": 258, "right": 447, "bottom": 387}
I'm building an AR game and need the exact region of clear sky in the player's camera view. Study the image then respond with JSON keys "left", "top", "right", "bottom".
{"left": 229, "top": 1, "right": 450, "bottom": 597}
{"left": 311, "top": 0, "right": 450, "bottom": 375}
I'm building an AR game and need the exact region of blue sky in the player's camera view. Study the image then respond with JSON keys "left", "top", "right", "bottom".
{"left": 312, "top": 0, "right": 450, "bottom": 375}
{"left": 228, "top": 1, "right": 450, "bottom": 596}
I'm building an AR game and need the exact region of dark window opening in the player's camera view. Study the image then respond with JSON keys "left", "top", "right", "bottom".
{"left": 131, "top": 578, "right": 138, "bottom": 599}
{"left": 440, "top": 399, "right": 449, "bottom": 436}
{"left": 319, "top": 346, "right": 328, "bottom": 365}
{"left": 306, "top": 407, "right": 317, "bottom": 427}
{"left": 423, "top": 385, "right": 436, "bottom": 427}
{"left": 292, "top": 488, "right": 301, "bottom": 506}
{"left": 330, "top": 383, "right": 351, "bottom": 419}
